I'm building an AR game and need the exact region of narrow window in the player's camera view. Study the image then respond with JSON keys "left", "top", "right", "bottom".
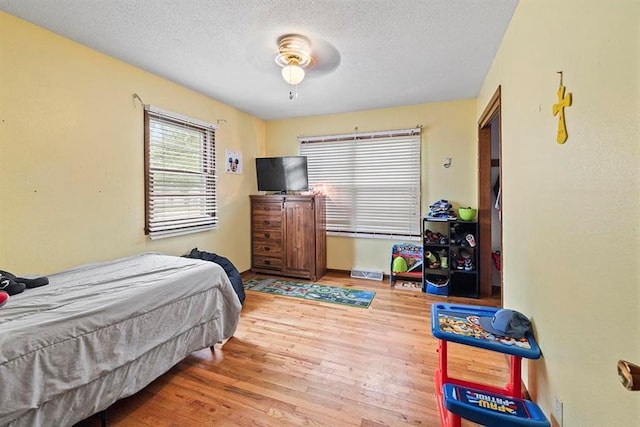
{"left": 144, "top": 107, "right": 217, "bottom": 239}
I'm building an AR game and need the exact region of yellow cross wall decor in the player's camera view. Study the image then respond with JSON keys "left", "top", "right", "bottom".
{"left": 552, "top": 71, "right": 572, "bottom": 144}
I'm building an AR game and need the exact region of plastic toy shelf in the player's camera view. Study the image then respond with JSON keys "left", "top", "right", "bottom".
{"left": 390, "top": 243, "right": 423, "bottom": 286}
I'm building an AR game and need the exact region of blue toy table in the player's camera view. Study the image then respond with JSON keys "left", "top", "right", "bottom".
{"left": 431, "top": 303, "right": 546, "bottom": 427}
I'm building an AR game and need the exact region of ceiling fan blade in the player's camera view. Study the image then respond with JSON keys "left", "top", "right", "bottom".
{"left": 306, "top": 38, "right": 341, "bottom": 77}
{"left": 245, "top": 33, "right": 340, "bottom": 80}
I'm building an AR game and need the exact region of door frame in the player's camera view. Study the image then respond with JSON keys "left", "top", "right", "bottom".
{"left": 477, "top": 86, "right": 502, "bottom": 300}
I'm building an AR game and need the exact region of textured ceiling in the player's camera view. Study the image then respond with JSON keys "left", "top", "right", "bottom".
{"left": 0, "top": 0, "right": 519, "bottom": 120}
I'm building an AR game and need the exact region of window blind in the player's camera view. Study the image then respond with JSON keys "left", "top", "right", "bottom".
{"left": 300, "top": 128, "right": 421, "bottom": 239}
{"left": 144, "top": 106, "right": 217, "bottom": 239}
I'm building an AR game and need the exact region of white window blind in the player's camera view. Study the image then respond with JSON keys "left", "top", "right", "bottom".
{"left": 300, "top": 128, "right": 421, "bottom": 239}
{"left": 144, "top": 106, "right": 217, "bottom": 239}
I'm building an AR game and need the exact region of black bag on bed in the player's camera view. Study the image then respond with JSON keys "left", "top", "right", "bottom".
{"left": 185, "top": 248, "right": 245, "bottom": 305}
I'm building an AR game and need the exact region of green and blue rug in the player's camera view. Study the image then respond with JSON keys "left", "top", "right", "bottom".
{"left": 244, "top": 277, "right": 375, "bottom": 308}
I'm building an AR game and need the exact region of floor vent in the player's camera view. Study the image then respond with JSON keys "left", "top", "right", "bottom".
{"left": 350, "top": 269, "right": 384, "bottom": 281}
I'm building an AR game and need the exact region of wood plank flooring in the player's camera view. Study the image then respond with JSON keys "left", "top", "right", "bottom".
{"left": 80, "top": 272, "right": 504, "bottom": 427}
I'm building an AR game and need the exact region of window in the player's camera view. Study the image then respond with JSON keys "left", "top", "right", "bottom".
{"left": 299, "top": 128, "right": 421, "bottom": 239}
{"left": 144, "top": 106, "right": 217, "bottom": 239}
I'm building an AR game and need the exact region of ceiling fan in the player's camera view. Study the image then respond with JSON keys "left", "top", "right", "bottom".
{"left": 245, "top": 32, "right": 341, "bottom": 100}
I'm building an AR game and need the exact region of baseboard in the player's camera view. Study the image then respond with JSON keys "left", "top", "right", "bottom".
{"left": 244, "top": 267, "right": 393, "bottom": 281}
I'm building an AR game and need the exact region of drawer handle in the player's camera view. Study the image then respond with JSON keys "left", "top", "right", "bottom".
{"left": 264, "top": 247, "right": 270, "bottom": 252}
{"left": 264, "top": 260, "right": 271, "bottom": 265}
{"left": 263, "top": 220, "right": 270, "bottom": 225}
{"left": 264, "top": 233, "right": 270, "bottom": 238}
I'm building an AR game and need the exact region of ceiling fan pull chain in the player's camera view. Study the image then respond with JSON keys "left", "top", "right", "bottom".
{"left": 289, "top": 85, "right": 298, "bottom": 101}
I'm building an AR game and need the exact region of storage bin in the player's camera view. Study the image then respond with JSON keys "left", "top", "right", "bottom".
{"left": 425, "top": 274, "right": 449, "bottom": 296}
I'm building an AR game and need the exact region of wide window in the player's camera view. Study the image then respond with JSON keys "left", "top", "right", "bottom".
{"left": 144, "top": 106, "right": 217, "bottom": 239}
{"left": 299, "top": 128, "right": 421, "bottom": 239}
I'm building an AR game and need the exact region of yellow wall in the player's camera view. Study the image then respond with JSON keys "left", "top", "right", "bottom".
{"left": 477, "top": 1, "right": 640, "bottom": 425}
{"left": 266, "top": 101, "right": 478, "bottom": 272}
{"left": 0, "top": 12, "right": 263, "bottom": 274}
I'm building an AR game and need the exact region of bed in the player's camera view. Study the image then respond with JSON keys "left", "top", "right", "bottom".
{"left": 0, "top": 253, "right": 242, "bottom": 426}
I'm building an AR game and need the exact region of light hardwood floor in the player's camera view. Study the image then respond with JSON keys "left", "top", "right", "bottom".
{"left": 80, "top": 271, "right": 505, "bottom": 426}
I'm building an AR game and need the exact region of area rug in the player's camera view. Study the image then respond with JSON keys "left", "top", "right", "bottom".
{"left": 244, "top": 277, "right": 375, "bottom": 308}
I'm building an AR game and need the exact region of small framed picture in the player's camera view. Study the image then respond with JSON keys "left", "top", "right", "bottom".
{"left": 225, "top": 149, "right": 242, "bottom": 174}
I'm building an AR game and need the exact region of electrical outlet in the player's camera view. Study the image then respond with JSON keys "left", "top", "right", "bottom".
{"left": 554, "top": 396, "right": 563, "bottom": 426}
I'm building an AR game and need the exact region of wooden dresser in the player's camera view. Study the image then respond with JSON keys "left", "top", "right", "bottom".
{"left": 250, "top": 194, "right": 326, "bottom": 282}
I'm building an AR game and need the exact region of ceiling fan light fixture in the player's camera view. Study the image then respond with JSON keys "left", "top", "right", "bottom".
{"left": 275, "top": 34, "right": 312, "bottom": 87}
{"left": 281, "top": 62, "right": 305, "bottom": 85}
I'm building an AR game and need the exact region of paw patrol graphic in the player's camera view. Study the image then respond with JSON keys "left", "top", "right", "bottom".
{"left": 437, "top": 313, "right": 532, "bottom": 350}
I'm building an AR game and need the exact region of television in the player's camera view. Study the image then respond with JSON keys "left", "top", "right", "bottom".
{"left": 255, "top": 156, "right": 309, "bottom": 193}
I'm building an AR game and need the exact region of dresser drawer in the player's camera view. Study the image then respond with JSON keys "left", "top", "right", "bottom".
{"left": 253, "top": 240, "right": 283, "bottom": 257}
{"left": 252, "top": 212, "right": 282, "bottom": 230}
{"left": 252, "top": 201, "right": 282, "bottom": 213}
{"left": 252, "top": 255, "right": 282, "bottom": 270}
{"left": 252, "top": 229, "right": 282, "bottom": 243}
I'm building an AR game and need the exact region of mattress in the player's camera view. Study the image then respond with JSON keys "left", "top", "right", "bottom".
{"left": 0, "top": 253, "right": 242, "bottom": 426}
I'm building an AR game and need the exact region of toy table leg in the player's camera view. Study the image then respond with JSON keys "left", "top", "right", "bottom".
{"left": 434, "top": 340, "right": 525, "bottom": 426}
{"left": 509, "top": 355, "right": 523, "bottom": 398}
{"left": 435, "top": 341, "right": 462, "bottom": 427}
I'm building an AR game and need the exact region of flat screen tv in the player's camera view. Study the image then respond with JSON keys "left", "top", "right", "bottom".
{"left": 255, "top": 156, "right": 309, "bottom": 193}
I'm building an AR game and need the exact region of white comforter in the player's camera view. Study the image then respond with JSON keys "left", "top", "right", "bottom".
{"left": 0, "top": 253, "right": 242, "bottom": 426}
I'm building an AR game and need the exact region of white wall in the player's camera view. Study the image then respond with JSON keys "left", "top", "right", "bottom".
{"left": 477, "top": 1, "right": 640, "bottom": 425}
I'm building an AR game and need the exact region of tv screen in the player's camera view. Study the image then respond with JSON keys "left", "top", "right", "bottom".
{"left": 255, "top": 156, "right": 309, "bottom": 193}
